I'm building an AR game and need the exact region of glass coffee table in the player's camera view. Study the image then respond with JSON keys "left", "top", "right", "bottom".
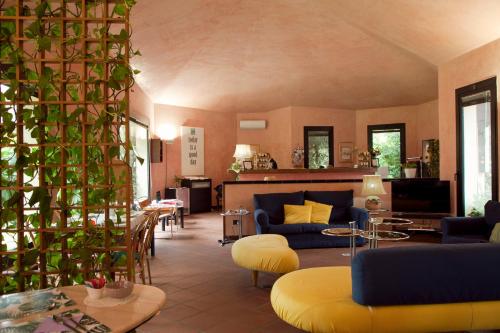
{"left": 365, "top": 217, "right": 412, "bottom": 249}
{"left": 322, "top": 221, "right": 361, "bottom": 261}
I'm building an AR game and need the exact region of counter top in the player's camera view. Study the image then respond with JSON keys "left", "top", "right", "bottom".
{"left": 238, "top": 167, "right": 376, "bottom": 181}
{"left": 240, "top": 167, "right": 375, "bottom": 174}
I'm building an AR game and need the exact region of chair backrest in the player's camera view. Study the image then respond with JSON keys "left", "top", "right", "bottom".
{"left": 138, "top": 211, "right": 159, "bottom": 257}
{"left": 138, "top": 198, "right": 149, "bottom": 209}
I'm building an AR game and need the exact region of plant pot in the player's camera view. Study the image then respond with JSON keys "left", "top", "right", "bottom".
{"left": 404, "top": 168, "right": 417, "bottom": 178}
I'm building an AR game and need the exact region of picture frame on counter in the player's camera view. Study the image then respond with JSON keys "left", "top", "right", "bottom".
{"left": 243, "top": 160, "right": 253, "bottom": 170}
{"left": 339, "top": 142, "right": 354, "bottom": 162}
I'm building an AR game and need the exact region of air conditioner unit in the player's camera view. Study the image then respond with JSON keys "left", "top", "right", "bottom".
{"left": 239, "top": 120, "right": 266, "bottom": 130}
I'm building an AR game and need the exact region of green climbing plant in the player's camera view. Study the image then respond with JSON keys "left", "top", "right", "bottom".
{"left": 0, "top": 0, "right": 139, "bottom": 294}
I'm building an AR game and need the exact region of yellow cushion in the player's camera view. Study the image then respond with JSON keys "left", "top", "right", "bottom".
{"left": 284, "top": 204, "right": 311, "bottom": 224}
{"left": 231, "top": 234, "right": 299, "bottom": 274}
{"left": 270, "top": 266, "right": 500, "bottom": 333}
{"left": 304, "top": 200, "right": 332, "bottom": 224}
{"left": 490, "top": 223, "right": 500, "bottom": 243}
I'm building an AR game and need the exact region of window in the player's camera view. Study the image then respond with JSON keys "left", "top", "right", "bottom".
{"left": 456, "top": 77, "right": 498, "bottom": 216}
{"left": 123, "top": 118, "right": 150, "bottom": 200}
{"left": 304, "top": 126, "right": 334, "bottom": 169}
{"left": 368, "top": 124, "right": 406, "bottom": 178}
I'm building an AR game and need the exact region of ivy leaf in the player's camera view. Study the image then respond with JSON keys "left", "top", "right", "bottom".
{"left": 5, "top": 192, "right": 21, "bottom": 208}
{"left": 125, "top": 0, "right": 137, "bottom": 8}
{"left": 108, "top": 77, "right": 121, "bottom": 90}
{"left": 34, "top": 2, "right": 49, "bottom": 18}
{"left": 4, "top": 6, "right": 16, "bottom": 16}
{"left": 37, "top": 36, "right": 51, "bottom": 52}
{"left": 23, "top": 249, "right": 40, "bottom": 267}
{"left": 113, "top": 4, "right": 126, "bottom": 16}
{"left": 109, "top": 146, "right": 121, "bottom": 159}
{"left": 111, "top": 65, "right": 129, "bottom": 81}
{"left": 72, "top": 23, "right": 82, "bottom": 37}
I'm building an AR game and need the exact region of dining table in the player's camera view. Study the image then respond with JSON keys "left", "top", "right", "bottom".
{"left": 142, "top": 199, "right": 184, "bottom": 255}
{"left": 0, "top": 284, "right": 166, "bottom": 333}
{"left": 143, "top": 199, "right": 184, "bottom": 228}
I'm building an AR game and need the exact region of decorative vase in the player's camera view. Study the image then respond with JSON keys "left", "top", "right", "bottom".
{"left": 404, "top": 168, "right": 417, "bottom": 178}
{"left": 86, "top": 287, "right": 104, "bottom": 300}
{"left": 291, "top": 147, "right": 304, "bottom": 168}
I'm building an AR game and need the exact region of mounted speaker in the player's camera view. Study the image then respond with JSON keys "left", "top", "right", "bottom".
{"left": 150, "top": 139, "right": 163, "bottom": 163}
{"left": 239, "top": 120, "right": 266, "bottom": 130}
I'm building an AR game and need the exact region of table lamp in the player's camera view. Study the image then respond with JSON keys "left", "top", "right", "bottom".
{"left": 233, "top": 144, "right": 253, "bottom": 169}
{"left": 361, "top": 175, "right": 387, "bottom": 210}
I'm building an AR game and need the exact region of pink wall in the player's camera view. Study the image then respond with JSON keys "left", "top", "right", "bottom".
{"left": 154, "top": 104, "right": 237, "bottom": 202}
{"left": 439, "top": 38, "right": 500, "bottom": 214}
{"left": 291, "top": 106, "right": 356, "bottom": 167}
{"left": 130, "top": 83, "right": 438, "bottom": 207}
{"left": 236, "top": 106, "right": 357, "bottom": 168}
{"left": 355, "top": 100, "right": 439, "bottom": 160}
{"left": 236, "top": 107, "right": 293, "bottom": 168}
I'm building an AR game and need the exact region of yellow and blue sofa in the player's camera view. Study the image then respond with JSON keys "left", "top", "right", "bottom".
{"left": 271, "top": 243, "right": 500, "bottom": 333}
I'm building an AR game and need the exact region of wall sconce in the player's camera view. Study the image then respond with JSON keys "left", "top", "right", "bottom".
{"left": 158, "top": 124, "right": 178, "bottom": 144}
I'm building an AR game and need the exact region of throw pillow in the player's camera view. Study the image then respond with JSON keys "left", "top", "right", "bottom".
{"left": 490, "top": 223, "right": 500, "bottom": 243}
{"left": 284, "top": 204, "right": 312, "bottom": 224}
{"left": 304, "top": 200, "right": 333, "bottom": 224}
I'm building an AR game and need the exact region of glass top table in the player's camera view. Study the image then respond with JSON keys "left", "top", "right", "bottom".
{"left": 321, "top": 222, "right": 359, "bottom": 260}
{"left": 360, "top": 230, "right": 410, "bottom": 241}
{"left": 366, "top": 217, "right": 412, "bottom": 248}
{"left": 369, "top": 217, "right": 413, "bottom": 226}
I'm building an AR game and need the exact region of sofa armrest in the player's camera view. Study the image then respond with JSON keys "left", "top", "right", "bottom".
{"left": 254, "top": 209, "right": 270, "bottom": 234}
{"left": 350, "top": 207, "right": 368, "bottom": 230}
{"left": 441, "top": 216, "right": 488, "bottom": 236}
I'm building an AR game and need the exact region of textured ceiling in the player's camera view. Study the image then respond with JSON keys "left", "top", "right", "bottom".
{"left": 130, "top": 0, "right": 500, "bottom": 113}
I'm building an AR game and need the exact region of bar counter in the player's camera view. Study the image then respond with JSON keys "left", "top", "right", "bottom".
{"left": 238, "top": 167, "right": 376, "bottom": 181}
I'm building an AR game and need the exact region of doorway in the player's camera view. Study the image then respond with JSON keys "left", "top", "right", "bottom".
{"left": 304, "top": 126, "right": 334, "bottom": 169}
{"left": 456, "top": 77, "right": 498, "bottom": 216}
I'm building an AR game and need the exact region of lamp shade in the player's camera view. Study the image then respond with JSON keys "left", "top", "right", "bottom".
{"left": 361, "top": 175, "right": 387, "bottom": 196}
{"left": 233, "top": 144, "right": 253, "bottom": 159}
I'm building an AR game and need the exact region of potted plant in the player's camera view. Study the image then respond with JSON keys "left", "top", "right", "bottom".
{"left": 402, "top": 162, "right": 418, "bottom": 178}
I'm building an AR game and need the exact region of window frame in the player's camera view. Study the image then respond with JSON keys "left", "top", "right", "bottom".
{"left": 367, "top": 123, "right": 406, "bottom": 175}
{"left": 304, "top": 126, "right": 334, "bottom": 169}
{"left": 455, "top": 77, "right": 498, "bottom": 216}
{"left": 129, "top": 117, "right": 151, "bottom": 201}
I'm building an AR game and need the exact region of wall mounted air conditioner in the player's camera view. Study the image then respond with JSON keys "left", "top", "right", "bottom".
{"left": 239, "top": 120, "right": 267, "bottom": 130}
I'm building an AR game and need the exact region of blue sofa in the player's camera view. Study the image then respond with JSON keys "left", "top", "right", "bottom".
{"left": 441, "top": 200, "right": 500, "bottom": 244}
{"left": 253, "top": 190, "right": 368, "bottom": 249}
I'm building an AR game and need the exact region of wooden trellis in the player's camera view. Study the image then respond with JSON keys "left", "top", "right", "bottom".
{"left": 0, "top": 0, "right": 135, "bottom": 293}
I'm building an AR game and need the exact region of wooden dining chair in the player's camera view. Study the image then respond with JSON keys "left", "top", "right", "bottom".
{"left": 136, "top": 210, "right": 160, "bottom": 284}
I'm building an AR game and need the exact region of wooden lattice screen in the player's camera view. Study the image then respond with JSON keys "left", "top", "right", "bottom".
{"left": 0, "top": 0, "right": 135, "bottom": 294}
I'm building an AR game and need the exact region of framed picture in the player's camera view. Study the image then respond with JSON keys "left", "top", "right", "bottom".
{"left": 243, "top": 160, "right": 253, "bottom": 170}
{"left": 339, "top": 142, "right": 354, "bottom": 162}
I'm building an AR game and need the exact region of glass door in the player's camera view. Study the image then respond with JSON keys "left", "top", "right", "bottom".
{"left": 456, "top": 77, "right": 498, "bottom": 216}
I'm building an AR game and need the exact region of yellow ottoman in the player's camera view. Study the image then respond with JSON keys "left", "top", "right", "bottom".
{"left": 231, "top": 234, "right": 299, "bottom": 286}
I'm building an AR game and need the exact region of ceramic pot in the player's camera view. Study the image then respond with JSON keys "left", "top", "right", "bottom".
{"left": 404, "top": 168, "right": 417, "bottom": 178}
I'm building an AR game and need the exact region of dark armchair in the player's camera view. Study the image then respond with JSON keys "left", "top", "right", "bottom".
{"left": 441, "top": 200, "right": 500, "bottom": 244}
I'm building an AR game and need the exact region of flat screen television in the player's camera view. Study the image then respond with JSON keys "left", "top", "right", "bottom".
{"left": 391, "top": 179, "right": 450, "bottom": 213}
